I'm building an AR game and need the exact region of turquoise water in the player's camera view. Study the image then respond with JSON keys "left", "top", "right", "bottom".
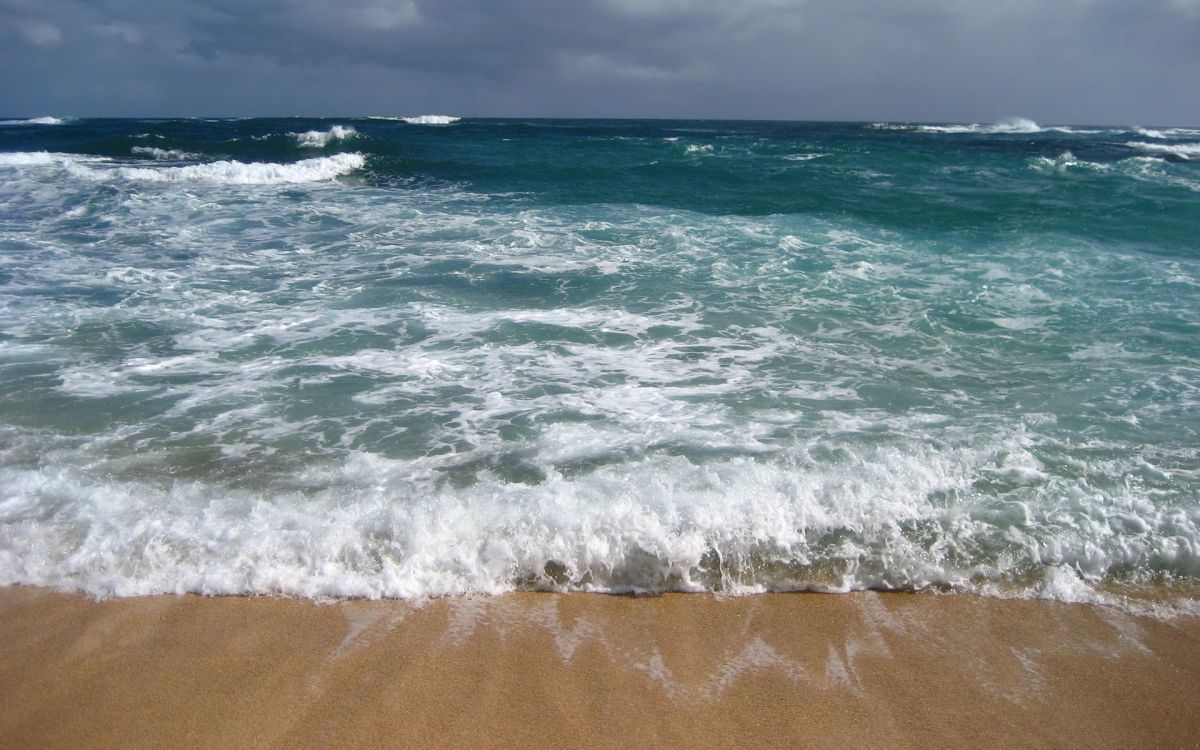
{"left": 0, "top": 116, "right": 1197, "bottom": 605}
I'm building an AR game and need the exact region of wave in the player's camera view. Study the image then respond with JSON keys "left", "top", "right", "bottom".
{"left": 922, "top": 118, "right": 1043, "bottom": 134}
{"left": 402, "top": 115, "right": 461, "bottom": 125}
{"left": 1030, "top": 151, "right": 1200, "bottom": 191}
{"left": 1133, "top": 127, "right": 1200, "bottom": 139}
{"left": 0, "top": 116, "right": 71, "bottom": 126}
{"left": 1126, "top": 141, "right": 1200, "bottom": 160}
{"left": 291, "top": 124, "right": 358, "bottom": 148}
{"left": 1, "top": 430, "right": 1195, "bottom": 602}
{"left": 0, "top": 151, "right": 365, "bottom": 184}
{"left": 876, "top": 119, "right": 1102, "bottom": 135}
{"left": 131, "top": 146, "right": 202, "bottom": 161}
{"left": 1030, "top": 151, "right": 1097, "bottom": 173}
{"left": 0, "top": 151, "right": 75, "bottom": 167}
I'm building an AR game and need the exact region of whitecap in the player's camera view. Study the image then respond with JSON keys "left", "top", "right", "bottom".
{"left": 1125, "top": 141, "right": 1200, "bottom": 160}
{"left": 917, "top": 117, "right": 1042, "bottom": 134}
{"left": 401, "top": 115, "right": 461, "bottom": 125}
{"left": 57, "top": 152, "right": 365, "bottom": 184}
{"left": 1133, "top": 127, "right": 1200, "bottom": 139}
{"left": 131, "top": 146, "right": 202, "bottom": 160}
{"left": 291, "top": 125, "right": 358, "bottom": 148}
{"left": 1029, "top": 151, "right": 1109, "bottom": 174}
{"left": 0, "top": 116, "right": 71, "bottom": 125}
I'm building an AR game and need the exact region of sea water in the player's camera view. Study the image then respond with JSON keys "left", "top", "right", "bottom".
{"left": 0, "top": 116, "right": 1197, "bottom": 608}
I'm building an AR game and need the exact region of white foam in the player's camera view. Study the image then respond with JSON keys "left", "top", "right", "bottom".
{"left": 401, "top": 115, "right": 461, "bottom": 125}
{"left": 783, "top": 153, "right": 828, "bottom": 161}
{"left": 1125, "top": 141, "right": 1200, "bottom": 160}
{"left": 131, "top": 146, "right": 201, "bottom": 160}
{"left": 291, "top": 125, "right": 358, "bottom": 148}
{"left": 0, "top": 427, "right": 1194, "bottom": 602}
{"left": 110, "top": 153, "right": 364, "bottom": 184}
{"left": 685, "top": 144, "right": 713, "bottom": 154}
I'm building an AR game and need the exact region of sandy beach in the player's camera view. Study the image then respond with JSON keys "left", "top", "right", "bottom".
{"left": 1, "top": 587, "right": 1197, "bottom": 749}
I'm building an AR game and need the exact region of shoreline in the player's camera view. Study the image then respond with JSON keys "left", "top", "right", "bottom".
{"left": 2, "top": 586, "right": 1198, "bottom": 748}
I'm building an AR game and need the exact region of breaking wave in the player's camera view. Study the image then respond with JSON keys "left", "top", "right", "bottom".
{"left": 0, "top": 151, "right": 366, "bottom": 184}
{"left": 291, "top": 124, "right": 358, "bottom": 148}
{"left": 873, "top": 119, "right": 1104, "bottom": 135}
{"left": 1126, "top": 141, "right": 1200, "bottom": 160}
{"left": 0, "top": 116, "right": 72, "bottom": 126}
{"left": 402, "top": 115, "right": 461, "bottom": 125}
{"left": 131, "top": 146, "right": 203, "bottom": 161}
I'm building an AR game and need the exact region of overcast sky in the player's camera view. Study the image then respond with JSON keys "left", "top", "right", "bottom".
{"left": 2, "top": 0, "right": 1198, "bottom": 124}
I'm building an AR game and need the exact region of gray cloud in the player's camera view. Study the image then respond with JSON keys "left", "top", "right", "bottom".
{"left": 1, "top": 0, "right": 1197, "bottom": 124}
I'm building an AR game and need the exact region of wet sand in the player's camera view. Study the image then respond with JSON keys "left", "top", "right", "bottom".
{"left": 0, "top": 586, "right": 1197, "bottom": 749}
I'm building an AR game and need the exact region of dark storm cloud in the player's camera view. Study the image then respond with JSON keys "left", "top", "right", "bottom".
{"left": 1, "top": 0, "right": 1198, "bottom": 123}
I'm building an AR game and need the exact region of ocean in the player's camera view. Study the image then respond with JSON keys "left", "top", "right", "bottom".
{"left": 0, "top": 115, "right": 1197, "bottom": 609}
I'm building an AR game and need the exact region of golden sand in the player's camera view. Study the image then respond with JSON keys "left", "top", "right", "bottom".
{"left": 1, "top": 586, "right": 1197, "bottom": 748}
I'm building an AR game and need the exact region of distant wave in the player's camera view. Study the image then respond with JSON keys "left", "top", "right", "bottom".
{"left": 921, "top": 118, "right": 1042, "bottom": 134}
{"left": 131, "top": 146, "right": 202, "bottom": 161}
{"left": 1133, "top": 127, "right": 1200, "bottom": 139}
{"left": 291, "top": 125, "right": 358, "bottom": 148}
{"left": 402, "top": 115, "right": 461, "bottom": 125}
{"left": 0, "top": 116, "right": 72, "bottom": 126}
{"left": 0, "top": 151, "right": 365, "bottom": 184}
{"left": 1126, "top": 141, "right": 1200, "bottom": 160}
{"left": 872, "top": 119, "right": 1101, "bottom": 135}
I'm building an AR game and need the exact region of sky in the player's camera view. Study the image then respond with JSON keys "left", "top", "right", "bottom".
{"left": 2, "top": 0, "right": 1199, "bottom": 124}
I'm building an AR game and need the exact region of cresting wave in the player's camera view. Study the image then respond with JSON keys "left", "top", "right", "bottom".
{"left": 131, "top": 146, "right": 203, "bottom": 160}
{"left": 1134, "top": 127, "right": 1200, "bottom": 139}
{"left": 870, "top": 119, "right": 1103, "bottom": 135}
{"left": 1126, "top": 141, "right": 1200, "bottom": 160}
{"left": 402, "top": 115, "right": 461, "bottom": 125}
{"left": 292, "top": 124, "right": 358, "bottom": 148}
{"left": 1, "top": 429, "right": 1196, "bottom": 602}
{"left": 0, "top": 151, "right": 365, "bottom": 184}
